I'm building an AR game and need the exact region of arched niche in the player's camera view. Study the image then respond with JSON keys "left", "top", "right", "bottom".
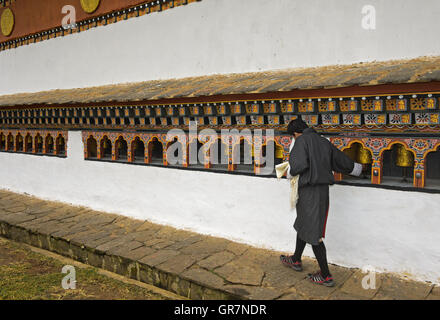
{"left": 148, "top": 137, "right": 163, "bottom": 164}
{"left": 425, "top": 145, "right": 440, "bottom": 188}
{"left": 232, "top": 138, "right": 254, "bottom": 172}
{"left": 6, "top": 133, "right": 14, "bottom": 151}
{"left": 166, "top": 137, "right": 183, "bottom": 166}
{"left": 87, "top": 136, "right": 98, "bottom": 158}
{"left": 208, "top": 138, "right": 229, "bottom": 169}
{"left": 342, "top": 142, "right": 372, "bottom": 180}
{"left": 260, "top": 140, "right": 284, "bottom": 174}
{"left": 131, "top": 137, "right": 145, "bottom": 163}
{"left": 35, "top": 134, "right": 43, "bottom": 153}
{"left": 56, "top": 135, "right": 66, "bottom": 155}
{"left": 115, "top": 136, "right": 128, "bottom": 161}
{"left": 100, "top": 136, "right": 112, "bottom": 159}
{"left": 25, "top": 134, "right": 33, "bottom": 152}
{"left": 45, "top": 134, "right": 55, "bottom": 154}
{"left": 15, "top": 134, "right": 24, "bottom": 152}
{"left": 188, "top": 139, "right": 205, "bottom": 168}
{"left": 0, "top": 133, "right": 5, "bottom": 150}
{"left": 381, "top": 143, "right": 414, "bottom": 185}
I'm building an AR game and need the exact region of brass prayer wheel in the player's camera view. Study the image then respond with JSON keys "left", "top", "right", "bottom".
{"left": 47, "top": 137, "right": 53, "bottom": 144}
{"left": 343, "top": 144, "right": 359, "bottom": 162}
{"left": 17, "top": 136, "right": 23, "bottom": 143}
{"left": 395, "top": 144, "right": 414, "bottom": 167}
{"left": 37, "top": 136, "right": 42, "bottom": 143}
{"left": 356, "top": 146, "right": 372, "bottom": 164}
{"left": 275, "top": 145, "right": 284, "bottom": 159}
{"left": 103, "top": 139, "right": 108, "bottom": 149}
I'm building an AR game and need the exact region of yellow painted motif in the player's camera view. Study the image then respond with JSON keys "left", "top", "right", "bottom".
{"left": 328, "top": 101, "right": 336, "bottom": 112}
{"left": 377, "top": 115, "right": 386, "bottom": 124}
{"left": 1, "top": 8, "right": 14, "bottom": 37}
{"left": 353, "top": 115, "right": 361, "bottom": 124}
{"left": 401, "top": 114, "right": 411, "bottom": 124}
{"left": 397, "top": 99, "right": 407, "bottom": 111}
{"left": 80, "top": 0, "right": 101, "bottom": 13}
{"left": 427, "top": 98, "right": 436, "bottom": 109}
{"left": 373, "top": 100, "right": 383, "bottom": 111}
{"left": 349, "top": 101, "right": 357, "bottom": 111}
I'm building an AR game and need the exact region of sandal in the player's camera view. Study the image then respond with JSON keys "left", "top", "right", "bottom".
{"left": 280, "top": 255, "right": 303, "bottom": 271}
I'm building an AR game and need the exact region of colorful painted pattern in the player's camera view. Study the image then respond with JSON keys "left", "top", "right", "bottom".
{"left": 0, "top": 129, "right": 68, "bottom": 156}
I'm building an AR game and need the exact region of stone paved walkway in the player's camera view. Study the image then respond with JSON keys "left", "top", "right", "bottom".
{"left": 0, "top": 189, "right": 438, "bottom": 300}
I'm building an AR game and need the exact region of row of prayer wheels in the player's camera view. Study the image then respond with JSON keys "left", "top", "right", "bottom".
{"left": 344, "top": 143, "right": 414, "bottom": 168}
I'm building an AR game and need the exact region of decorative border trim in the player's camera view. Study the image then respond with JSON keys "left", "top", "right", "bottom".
{"left": 81, "top": 129, "right": 440, "bottom": 190}
{"left": 1, "top": 94, "right": 439, "bottom": 134}
{"left": 0, "top": 128, "right": 68, "bottom": 157}
{"left": 331, "top": 135, "right": 440, "bottom": 188}
{"left": 0, "top": 0, "right": 201, "bottom": 51}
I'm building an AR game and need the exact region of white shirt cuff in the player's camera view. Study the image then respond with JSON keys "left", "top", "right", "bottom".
{"left": 286, "top": 164, "right": 293, "bottom": 179}
{"left": 350, "top": 162, "right": 363, "bottom": 176}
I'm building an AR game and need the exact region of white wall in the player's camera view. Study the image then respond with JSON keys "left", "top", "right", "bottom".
{"left": 0, "top": 131, "right": 439, "bottom": 284}
{"left": 1, "top": 0, "right": 440, "bottom": 95}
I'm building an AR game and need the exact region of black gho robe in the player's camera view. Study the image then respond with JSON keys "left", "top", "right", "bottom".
{"left": 289, "top": 128, "right": 360, "bottom": 245}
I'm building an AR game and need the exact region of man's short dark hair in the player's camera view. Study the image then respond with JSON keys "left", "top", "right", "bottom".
{"left": 287, "top": 118, "right": 309, "bottom": 135}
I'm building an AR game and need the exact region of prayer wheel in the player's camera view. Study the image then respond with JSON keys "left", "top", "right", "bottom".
{"left": 275, "top": 145, "right": 284, "bottom": 159}
{"left": 103, "top": 139, "right": 108, "bottom": 149}
{"left": 395, "top": 144, "right": 414, "bottom": 167}
{"left": 17, "top": 136, "right": 23, "bottom": 143}
{"left": 356, "top": 146, "right": 372, "bottom": 165}
{"left": 343, "top": 144, "right": 359, "bottom": 162}
{"left": 37, "top": 136, "right": 43, "bottom": 144}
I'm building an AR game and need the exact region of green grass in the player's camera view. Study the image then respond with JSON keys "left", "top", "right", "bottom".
{"left": 0, "top": 238, "right": 168, "bottom": 300}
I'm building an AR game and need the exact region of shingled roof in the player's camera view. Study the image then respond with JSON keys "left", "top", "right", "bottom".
{"left": 1, "top": 56, "right": 440, "bottom": 107}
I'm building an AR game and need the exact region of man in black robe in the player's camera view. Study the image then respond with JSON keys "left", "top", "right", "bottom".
{"left": 280, "top": 118, "right": 362, "bottom": 287}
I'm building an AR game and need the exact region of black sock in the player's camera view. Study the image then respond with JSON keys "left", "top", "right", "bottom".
{"left": 312, "top": 241, "right": 330, "bottom": 278}
{"left": 292, "top": 234, "right": 306, "bottom": 262}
